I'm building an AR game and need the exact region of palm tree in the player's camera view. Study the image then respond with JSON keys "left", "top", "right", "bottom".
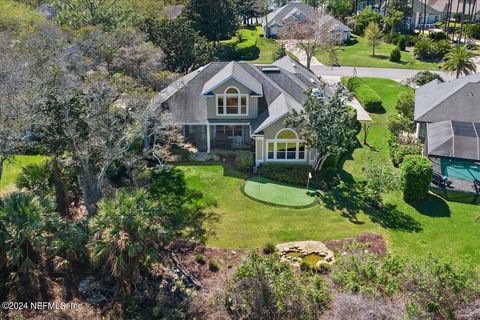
{"left": 442, "top": 46, "right": 477, "bottom": 78}
{"left": 0, "top": 192, "right": 59, "bottom": 275}
{"left": 89, "top": 189, "right": 167, "bottom": 294}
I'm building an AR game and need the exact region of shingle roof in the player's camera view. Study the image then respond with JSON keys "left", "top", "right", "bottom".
{"left": 427, "top": 120, "right": 480, "bottom": 160}
{"left": 150, "top": 57, "right": 325, "bottom": 132}
{"left": 265, "top": 2, "right": 315, "bottom": 28}
{"left": 263, "top": 3, "right": 351, "bottom": 32}
{"left": 202, "top": 61, "right": 263, "bottom": 96}
{"left": 414, "top": 73, "right": 480, "bottom": 123}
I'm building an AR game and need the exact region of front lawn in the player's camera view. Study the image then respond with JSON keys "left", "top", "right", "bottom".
{"left": 178, "top": 77, "right": 480, "bottom": 265}
{"left": 316, "top": 35, "right": 441, "bottom": 70}
{"left": 0, "top": 155, "right": 49, "bottom": 195}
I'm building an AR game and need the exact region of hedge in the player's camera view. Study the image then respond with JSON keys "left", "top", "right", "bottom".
{"left": 211, "top": 149, "right": 254, "bottom": 172}
{"left": 390, "top": 143, "right": 422, "bottom": 167}
{"left": 257, "top": 156, "right": 340, "bottom": 187}
{"left": 344, "top": 77, "right": 383, "bottom": 113}
{"left": 401, "top": 155, "right": 432, "bottom": 202}
{"left": 258, "top": 163, "right": 313, "bottom": 186}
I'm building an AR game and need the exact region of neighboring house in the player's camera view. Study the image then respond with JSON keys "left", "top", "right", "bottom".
{"left": 414, "top": 74, "right": 480, "bottom": 195}
{"left": 262, "top": 2, "right": 352, "bottom": 43}
{"left": 414, "top": 73, "right": 480, "bottom": 137}
{"left": 150, "top": 56, "right": 334, "bottom": 167}
{"left": 411, "top": 0, "right": 480, "bottom": 28}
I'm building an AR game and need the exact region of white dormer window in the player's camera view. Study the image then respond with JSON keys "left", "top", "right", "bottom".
{"left": 216, "top": 86, "right": 248, "bottom": 116}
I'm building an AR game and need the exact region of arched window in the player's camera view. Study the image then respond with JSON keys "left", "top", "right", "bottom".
{"left": 267, "top": 129, "right": 306, "bottom": 161}
{"left": 276, "top": 129, "right": 298, "bottom": 139}
{"left": 216, "top": 86, "right": 248, "bottom": 115}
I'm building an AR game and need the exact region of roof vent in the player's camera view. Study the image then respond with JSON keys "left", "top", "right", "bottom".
{"left": 262, "top": 67, "right": 280, "bottom": 73}
{"left": 291, "top": 63, "right": 296, "bottom": 67}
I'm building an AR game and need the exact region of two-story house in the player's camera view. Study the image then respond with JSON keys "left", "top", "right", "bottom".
{"left": 150, "top": 56, "right": 333, "bottom": 167}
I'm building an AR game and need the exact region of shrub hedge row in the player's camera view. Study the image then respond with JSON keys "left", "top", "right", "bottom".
{"left": 258, "top": 163, "right": 313, "bottom": 186}
{"left": 401, "top": 155, "right": 432, "bottom": 202}
{"left": 257, "top": 155, "right": 341, "bottom": 187}
{"left": 211, "top": 149, "right": 253, "bottom": 172}
{"left": 343, "top": 77, "right": 383, "bottom": 113}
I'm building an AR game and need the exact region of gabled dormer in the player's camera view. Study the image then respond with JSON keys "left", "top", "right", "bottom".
{"left": 202, "top": 62, "right": 263, "bottom": 119}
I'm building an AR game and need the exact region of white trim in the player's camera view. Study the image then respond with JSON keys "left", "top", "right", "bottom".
{"left": 216, "top": 86, "right": 249, "bottom": 116}
{"left": 265, "top": 139, "right": 307, "bottom": 161}
{"left": 207, "top": 123, "right": 211, "bottom": 153}
{"left": 202, "top": 75, "right": 263, "bottom": 97}
{"left": 210, "top": 122, "right": 251, "bottom": 126}
{"left": 253, "top": 111, "right": 288, "bottom": 134}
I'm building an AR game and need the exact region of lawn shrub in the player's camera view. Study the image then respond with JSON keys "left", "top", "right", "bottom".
{"left": 408, "top": 70, "right": 444, "bottom": 87}
{"left": 401, "top": 155, "right": 432, "bottom": 202}
{"left": 345, "top": 77, "right": 383, "bottom": 112}
{"left": 390, "top": 143, "right": 422, "bottom": 166}
{"left": 395, "top": 91, "right": 414, "bottom": 120}
{"left": 389, "top": 47, "right": 401, "bottom": 62}
{"left": 195, "top": 253, "right": 206, "bottom": 265}
{"left": 211, "top": 149, "right": 253, "bottom": 172}
{"left": 272, "top": 43, "right": 286, "bottom": 61}
{"left": 258, "top": 163, "right": 313, "bottom": 186}
{"left": 262, "top": 242, "right": 276, "bottom": 255}
{"left": 234, "top": 150, "right": 254, "bottom": 172}
{"left": 208, "top": 259, "right": 220, "bottom": 272}
{"left": 398, "top": 36, "right": 406, "bottom": 51}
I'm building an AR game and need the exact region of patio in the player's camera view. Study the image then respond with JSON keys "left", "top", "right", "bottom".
{"left": 430, "top": 157, "right": 480, "bottom": 203}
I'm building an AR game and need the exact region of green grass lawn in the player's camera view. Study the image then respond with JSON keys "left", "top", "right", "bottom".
{"left": 243, "top": 176, "right": 317, "bottom": 207}
{"left": 222, "top": 26, "right": 281, "bottom": 64}
{"left": 0, "top": 155, "right": 48, "bottom": 195}
{"left": 316, "top": 35, "right": 441, "bottom": 70}
{"left": 178, "top": 77, "right": 480, "bottom": 264}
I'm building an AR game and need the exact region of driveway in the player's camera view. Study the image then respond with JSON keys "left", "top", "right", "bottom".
{"left": 281, "top": 40, "right": 323, "bottom": 67}
{"left": 311, "top": 65, "right": 456, "bottom": 82}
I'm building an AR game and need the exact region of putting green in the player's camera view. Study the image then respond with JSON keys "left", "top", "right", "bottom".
{"left": 243, "top": 176, "right": 317, "bottom": 207}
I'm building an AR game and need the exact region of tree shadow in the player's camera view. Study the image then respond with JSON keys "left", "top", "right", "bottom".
{"left": 323, "top": 148, "right": 423, "bottom": 232}
{"left": 366, "top": 203, "right": 423, "bottom": 232}
{"left": 409, "top": 193, "right": 451, "bottom": 218}
{"left": 370, "top": 54, "right": 389, "bottom": 60}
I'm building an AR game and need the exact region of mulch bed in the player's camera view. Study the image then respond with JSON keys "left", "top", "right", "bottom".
{"left": 324, "top": 232, "right": 388, "bottom": 256}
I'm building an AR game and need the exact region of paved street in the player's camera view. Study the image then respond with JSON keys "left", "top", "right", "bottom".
{"left": 311, "top": 65, "right": 456, "bottom": 82}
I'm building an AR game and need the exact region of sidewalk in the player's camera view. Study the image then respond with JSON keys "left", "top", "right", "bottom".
{"left": 311, "top": 65, "right": 455, "bottom": 82}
